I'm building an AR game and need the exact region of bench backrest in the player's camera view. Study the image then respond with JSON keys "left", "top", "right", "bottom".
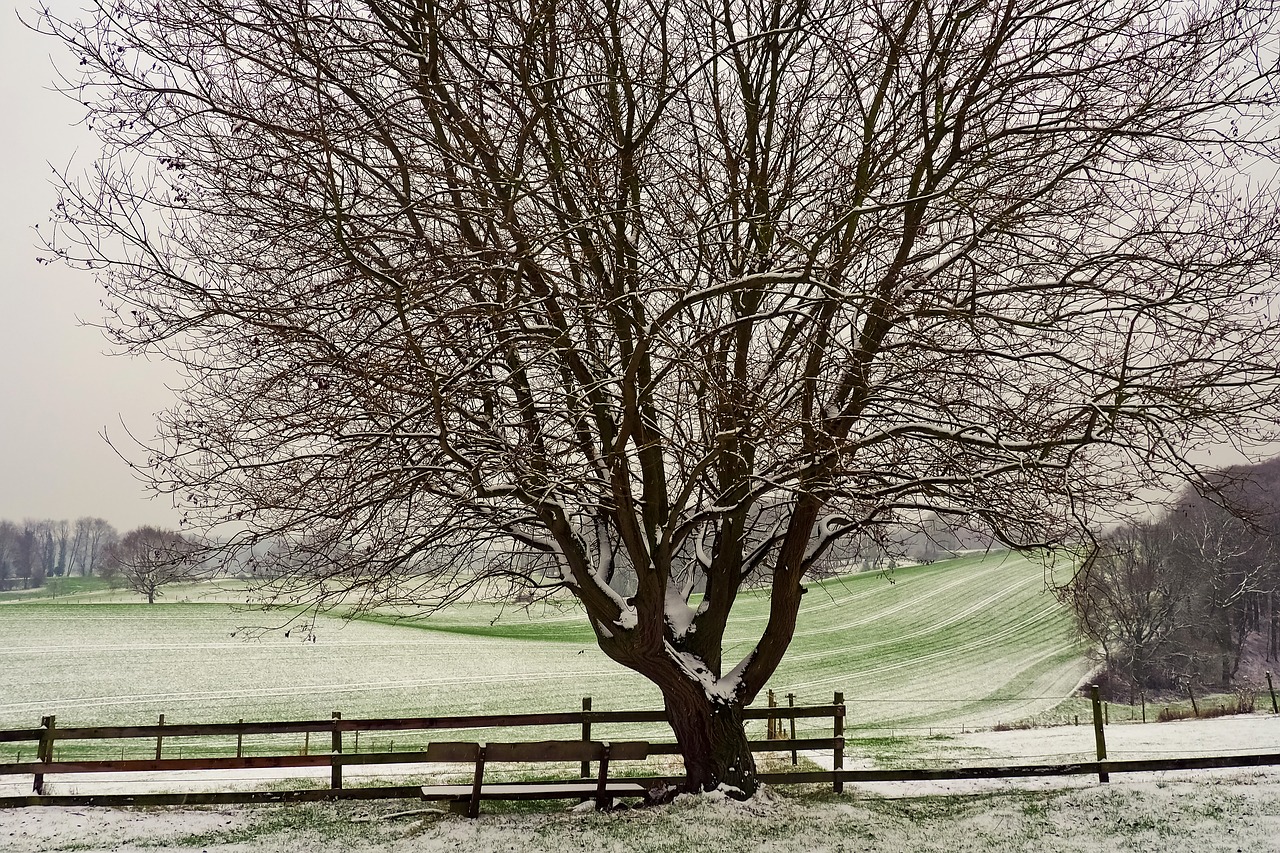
{"left": 426, "top": 739, "right": 649, "bottom": 763}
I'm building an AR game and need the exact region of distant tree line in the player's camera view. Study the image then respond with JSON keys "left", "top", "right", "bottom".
{"left": 1060, "top": 459, "right": 1280, "bottom": 699}
{"left": 806, "top": 513, "right": 997, "bottom": 578}
{"left": 0, "top": 518, "right": 198, "bottom": 603}
{"left": 0, "top": 517, "right": 119, "bottom": 589}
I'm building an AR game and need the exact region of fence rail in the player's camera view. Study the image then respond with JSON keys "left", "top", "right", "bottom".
{"left": 0, "top": 697, "right": 844, "bottom": 806}
{"left": 2, "top": 705, "right": 840, "bottom": 744}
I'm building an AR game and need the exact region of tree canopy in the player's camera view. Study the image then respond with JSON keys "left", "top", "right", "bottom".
{"left": 105, "top": 526, "right": 197, "bottom": 604}
{"left": 1064, "top": 457, "right": 1280, "bottom": 697}
{"left": 42, "top": 0, "right": 1280, "bottom": 795}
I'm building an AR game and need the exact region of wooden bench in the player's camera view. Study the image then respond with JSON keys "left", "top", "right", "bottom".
{"left": 420, "top": 740, "right": 650, "bottom": 817}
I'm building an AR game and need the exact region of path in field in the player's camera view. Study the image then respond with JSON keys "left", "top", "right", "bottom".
{"left": 0, "top": 552, "right": 1089, "bottom": 739}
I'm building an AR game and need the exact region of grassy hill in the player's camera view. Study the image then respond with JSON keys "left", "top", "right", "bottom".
{"left": 0, "top": 551, "right": 1089, "bottom": 743}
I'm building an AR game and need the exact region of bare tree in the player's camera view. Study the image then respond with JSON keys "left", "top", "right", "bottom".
{"left": 50, "top": 519, "right": 71, "bottom": 577}
{"left": 0, "top": 521, "right": 16, "bottom": 591}
{"left": 105, "top": 526, "right": 197, "bottom": 604}
{"left": 13, "top": 520, "right": 54, "bottom": 589}
{"left": 1060, "top": 522, "right": 1194, "bottom": 697}
{"left": 1167, "top": 489, "right": 1277, "bottom": 683}
{"left": 41, "top": 0, "right": 1280, "bottom": 795}
{"left": 1061, "top": 465, "right": 1280, "bottom": 694}
{"left": 70, "top": 517, "right": 119, "bottom": 577}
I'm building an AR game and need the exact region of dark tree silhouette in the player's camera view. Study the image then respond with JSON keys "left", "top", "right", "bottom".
{"left": 106, "top": 527, "right": 197, "bottom": 604}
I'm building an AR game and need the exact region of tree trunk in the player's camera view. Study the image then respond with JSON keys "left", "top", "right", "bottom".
{"left": 660, "top": 677, "right": 758, "bottom": 798}
{"left": 1264, "top": 591, "right": 1274, "bottom": 655}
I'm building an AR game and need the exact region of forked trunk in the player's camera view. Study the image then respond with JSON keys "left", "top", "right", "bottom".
{"left": 661, "top": 677, "right": 758, "bottom": 798}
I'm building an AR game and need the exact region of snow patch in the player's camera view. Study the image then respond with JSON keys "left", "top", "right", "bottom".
{"left": 664, "top": 587, "right": 696, "bottom": 638}
{"left": 613, "top": 606, "right": 637, "bottom": 631}
{"left": 664, "top": 645, "right": 746, "bottom": 702}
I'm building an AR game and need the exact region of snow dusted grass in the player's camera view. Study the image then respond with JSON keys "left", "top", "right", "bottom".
{"left": 2, "top": 555, "right": 1276, "bottom": 850}
{"left": 765, "top": 552, "right": 1090, "bottom": 735}
{"left": 0, "top": 551, "right": 1087, "bottom": 758}
{"left": 6, "top": 761, "right": 1280, "bottom": 852}
{"left": 0, "top": 602, "right": 666, "bottom": 761}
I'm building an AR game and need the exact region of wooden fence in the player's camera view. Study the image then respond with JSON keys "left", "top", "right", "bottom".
{"left": 2, "top": 687, "right": 1278, "bottom": 808}
{"left": 0, "top": 696, "right": 843, "bottom": 807}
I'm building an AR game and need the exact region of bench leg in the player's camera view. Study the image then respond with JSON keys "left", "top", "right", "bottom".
{"left": 468, "top": 746, "right": 488, "bottom": 819}
{"left": 595, "top": 743, "right": 612, "bottom": 810}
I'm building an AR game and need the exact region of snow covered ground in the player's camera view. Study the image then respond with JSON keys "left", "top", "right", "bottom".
{"left": 0, "top": 553, "right": 1090, "bottom": 737}
{"left": 4, "top": 715, "right": 1280, "bottom": 852}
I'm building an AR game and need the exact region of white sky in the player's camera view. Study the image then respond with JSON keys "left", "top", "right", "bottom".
{"left": 1, "top": 4, "right": 181, "bottom": 531}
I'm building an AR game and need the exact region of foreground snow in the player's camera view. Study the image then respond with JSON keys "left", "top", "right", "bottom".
{"left": 3, "top": 715, "right": 1279, "bottom": 852}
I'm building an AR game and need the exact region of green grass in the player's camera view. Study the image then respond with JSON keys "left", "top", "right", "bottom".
{"left": 0, "top": 575, "right": 121, "bottom": 602}
{"left": 352, "top": 551, "right": 1090, "bottom": 732}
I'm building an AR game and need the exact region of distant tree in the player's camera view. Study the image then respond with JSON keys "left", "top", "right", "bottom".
{"left": 1165, "top": 488, "right": 1277, "bottom": 683}
{"left": 43, "top": 0, "right": 1280, "bottom": 796}
{"left": 0, "top": 521, "right": 15, "bottom": 591}
{"left": 900, "top": 513, "right": 966, "bottom": 564}
{"left": 1060, "top": 522, "right": 1195, "bottom": 696}
{"left": 105, "top": 527, "right": 197, "bottom": 604}
{"left": 50, "top": 519, "right": 70, "bottom": 577}
{"left": 13, "top": 524, "right": 38, "bottom": 589}
{"left": 67, "top": 519, "right": 86, "bottom": 577}
{"left": 40, "top": 529, "right": 54, "bottom": 583}
{"left": 1063, "top": 459, "right": 1280, "bottom": 693}
{"left": 70, "top": 517, "right": 118, "bottom": 577}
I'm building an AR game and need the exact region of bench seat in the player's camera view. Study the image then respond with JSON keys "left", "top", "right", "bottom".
{"left": 420, "top": 781, "right": 648, "bottom": 801}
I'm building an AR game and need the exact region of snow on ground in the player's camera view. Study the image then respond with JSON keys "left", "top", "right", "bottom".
{"left": 0, "top": 762, "right": 452, "bottom": 798}
{"left": 0, "top": 553, "right": 1088, "bottom": 737}
{"left": 818, "top": 713, "right": 1280, "bottom": 800}
{"left": 4, "top": 715, "right": 1280, "bottom": 852}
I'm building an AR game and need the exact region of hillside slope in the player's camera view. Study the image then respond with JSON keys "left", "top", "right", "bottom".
{"left": 0, "top": 552, "right": 1089, "bottom": 737}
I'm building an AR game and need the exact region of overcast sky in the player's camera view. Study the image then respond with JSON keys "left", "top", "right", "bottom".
{"left": 2, "top": 4, "right": 1273, "bottom": 537}
{"left": 1, "top": 5, "right": 182, "bottom": 531}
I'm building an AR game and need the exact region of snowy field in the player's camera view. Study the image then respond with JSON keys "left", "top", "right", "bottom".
{"left": 1, "top": 554, "right": 1275, "bottom": 850}
{"left": 0, "top": 552, "right": 1089, "bottom": 742}
{"left": 3, "top": 715, "right": 1279, "bottom": 853}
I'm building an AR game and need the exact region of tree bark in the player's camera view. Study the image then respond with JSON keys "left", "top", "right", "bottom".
{"left": 659, "top": 677, "right": 758, "bottom": 798}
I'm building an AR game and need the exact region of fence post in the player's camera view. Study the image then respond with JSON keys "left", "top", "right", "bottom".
{"left": 331, "top": 711, "right": 343, "bottom": 791}
{"left": 581, "top": 697, "right": 592, "bottom": 779}
{"left": 1186, "top": 682, "right": 1199, "bottom": 718}
{"left": 236, "top": 719, "right": 243, "bottom": 758}
{"left": 787, "top": 693, "right": 797, "bottom": 766}
{"left": 1090, "top": 685, "right": 1108, "bottom": 783}
{"left": 1268, "top": 672, "right": 1278, "bottom": 714}
{"left": 33, "top": 715, "right": 56, "bottom": 795}
{"left": 155, "top": 714, "right": 165, "bottom": 760}
{"left": 833, "top": 691, "right": 845, "bottom": 794}
{"left": 1141, "top": 693, "right": 1146, "bottom": 724}
{"left": 767, "top": 690, "right": 777, "bottom": 740}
